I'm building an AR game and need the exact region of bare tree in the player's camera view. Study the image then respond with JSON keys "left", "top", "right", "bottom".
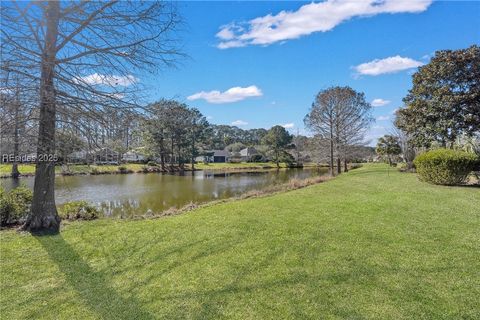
{"left": 1, "top": 67, "right": 38, "bottom": 177}
{"left": 1, "top": 1, "right": 182, "bottom": 233}
{"left": 304, "top": 86, "right": 372, "bottom": 175}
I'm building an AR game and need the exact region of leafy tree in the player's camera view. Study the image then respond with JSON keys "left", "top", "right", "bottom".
{"left": 185, "top": 108, "right": 209, "bottom": 171}
{"left": 398, "top": 45, "right": 480, "bottom": 148}
{"left": 225, "top": 142, "right": 246, "bottom": 153}
{"left": 262, "top": 125, "right": 293, "bottom": 169}
{"left": 145, "top": 100, "right": 209, "bottom": 171}
{"left": 376, "top": 135, "right": 402, "bottom": 166}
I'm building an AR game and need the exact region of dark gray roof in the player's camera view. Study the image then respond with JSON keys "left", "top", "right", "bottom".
{"left": 212, "top": 150, "right": 230, "bottom": 157}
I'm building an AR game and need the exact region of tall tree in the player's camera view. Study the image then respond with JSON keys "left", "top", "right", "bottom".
{"left": 1, "top": 1, "right": 181, "bottom": 233}
{"left": 304, "top": 86, "right": 372, "bottom": 176}
{"left": 398, "top": 45, "right": 480, "bottom": 148}
{"left": 186, "top": 108, "right": 209, "bottom": 171}
{"left": 376, "top": 135, "right": 402, "bottom": 166}
{"left": 145, "top": 100, "right": 209, "bottom": 171}
{"left": 262, "top": 125, "right": 293, "bottom": 169}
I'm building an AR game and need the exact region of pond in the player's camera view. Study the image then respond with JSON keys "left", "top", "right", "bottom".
{"left": 1, "top": 168, "right": 328, "bottom": 218}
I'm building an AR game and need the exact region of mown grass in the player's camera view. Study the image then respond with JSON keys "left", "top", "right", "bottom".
{"left": 1, "top": 164, "right": 479, "bottom": 319}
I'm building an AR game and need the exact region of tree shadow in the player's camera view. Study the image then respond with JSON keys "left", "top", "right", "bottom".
{"left": 36, "top": 235, "right": 155, "bottom": 320}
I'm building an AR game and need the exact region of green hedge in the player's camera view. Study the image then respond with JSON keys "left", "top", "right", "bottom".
{"left": 414, "top": 149, "right": 478, "bottom": 185}
{"left": 59, "top": 200, "right": 99, "bottom": 221}
{"left": 0, "top": 186, "right": 33, "bottom": 226}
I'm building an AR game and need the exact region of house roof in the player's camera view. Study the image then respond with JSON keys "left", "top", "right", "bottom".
{"left": 213, "top": 150, "right": 230, "bottom": 157}
{"left": 240, "top": 147, "right": 258, "bottom": 157}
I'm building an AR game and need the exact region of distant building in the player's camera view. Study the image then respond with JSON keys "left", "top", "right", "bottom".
{"left": 196, "top": 150, "right": 231, "bottom": 163}
{"left": 239, "top": 147, "right": 259, "bottom": 162}
{"left": 122, "top": 151, "right": 146, "bottom": 163}
{"left": 92, "top": 148, "right": 120, "bottom": 164}
{"left": 67, "top": 150, "right": 88, "bottom": 163}
{"left": 68, "top": 148, "right": 120, "bottom": 164}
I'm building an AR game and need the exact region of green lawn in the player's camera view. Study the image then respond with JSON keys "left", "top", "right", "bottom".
{"left": 1, "top": 164, "right": 479, "bottom": 319}
{"left": 0, "top": 163, "right": 148, "bottom": 177}
{"left": 0, "top": 164, "right": 37, "bottom": 176}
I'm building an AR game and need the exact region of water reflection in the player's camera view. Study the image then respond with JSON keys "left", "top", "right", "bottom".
{"left": 1, "top": 168, "right": 328, "bottom": 218}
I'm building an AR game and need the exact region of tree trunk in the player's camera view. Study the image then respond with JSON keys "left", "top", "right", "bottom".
{"left": 160, "top": 153, "right": 165, "bottom": 171}
{"left": 344, "top": 159, "right": 348, "bottom": 172}
{"left": 276, "top": 150, "right": 280, "bottom": 169}
{"left": 11, "top": 97, "right": 20, "bottom": 179}
{"left": 329, "top": 129, "right": 334, "bottom": 176}
{"left": 170, "top": 138, "right": 174, "bottom": 171}
{"left": 23, "top": 1, "right": 61, "bottom": 234}
{"left": 336, "top": 157, "right": 341, "bottom": 175}
{"left": 160, "top": 130, "right": 165, "bottom": 171}
{"left": 191, "top": 145, "right": 195, "bottom": 172}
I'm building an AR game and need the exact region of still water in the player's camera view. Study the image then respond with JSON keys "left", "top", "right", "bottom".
{"left": 2, "top": 168, "right": 328, "bottom": 217}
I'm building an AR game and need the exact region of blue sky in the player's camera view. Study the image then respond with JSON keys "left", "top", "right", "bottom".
{"left": 142, "top": 0, "right": 480, "bottom": 144}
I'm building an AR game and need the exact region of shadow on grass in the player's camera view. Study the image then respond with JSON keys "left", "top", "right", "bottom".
{"left": 36, "top": 235, "right": 155, "bottom": 320}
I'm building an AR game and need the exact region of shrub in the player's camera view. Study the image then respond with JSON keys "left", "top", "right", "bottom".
{"left": 147, "top": 161, "right": 157, "bottom": 167}
{"left": 59, "top": 201, "right": 99, "bottom": 221}
{"left": 90, "top": 166, "right": 100, "bottom": 175}
{"left": 0, "top": 186, "right": 33, "bottom": 226}
{"left": 413, "top": 149, "right": 479, "bottom": 185}
{"left": 250, "top": 154, "right": 263, "bottom": 163}
{"left": 349, "top": 163, "right": 363, "bottom": 170}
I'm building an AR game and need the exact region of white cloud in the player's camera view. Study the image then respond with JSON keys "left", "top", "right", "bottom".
{"left": 376, "top": 115, "right": 390, "bottom": 121}
{"left": 354, "top": 56, "right": 424, "bottom": 76}
{"left": 371, "top": 98, "right": 391, "bottom": 107}
{"left": 187, "top": 85, "right": 262, "bottom": 104}
{"left": 231, "top": 120, "right": 248, "bottom": 126}
{"left": 73, "top": 73, "right": 138, "bottom": 86}
{"left": 206, "top": 115, "right": 213, "bottom": 120}
{"left": 216, "top": 0, "right": 432, "bottom": 48}
{"left": 282, "top": 123, "right": 295, "bottom": 129}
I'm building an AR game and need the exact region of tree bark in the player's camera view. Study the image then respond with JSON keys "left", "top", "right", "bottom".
{"left": 336, "top": 157, "right": 341, "bottom": 175}
{"left": 329, "top": 127, "right": 334, "bottom": 176}
{"left": 11, "top": 95, "right": 20, "bottom": 179}
{"left": 344, "top": 159, "right": 348, "bottom": 172}
{"left": 23, "top": 2, "right": 61, "bottom": 234}
{"left": 191, "top": 138, "right": 195, "bottom": 172}
{"left": 276, "top": 150, "right": 280, "bottom": 169}
{"left": 160, "top": 129, "right": 165, "bottom": 171}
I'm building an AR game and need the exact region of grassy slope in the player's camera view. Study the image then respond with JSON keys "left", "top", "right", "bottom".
{"left": 1, "top": 165, "right": 479, "bottom": 319}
